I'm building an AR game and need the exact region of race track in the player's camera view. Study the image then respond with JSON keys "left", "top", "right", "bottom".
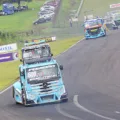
{"left": 1, "top": 30, "right": 120, "bottom": 120}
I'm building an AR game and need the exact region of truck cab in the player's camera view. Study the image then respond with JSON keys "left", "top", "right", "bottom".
{"left": 21, "top": 40, "right": 53, "bottom": 64}
{"left": 12, "top": 41, "right": 68, "bottom": 106}
{"left": 84, "top": 17, "right": 106, "bottom": 39}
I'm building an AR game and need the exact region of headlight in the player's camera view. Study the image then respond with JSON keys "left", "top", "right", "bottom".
{"left": 27, "top": 94, "right": 36, "bottom": 100}
{"left": 100, "top": 31, "right": 104, "bottom": 34}
{"left": 59, "top": 87, "right": 65, "bottom": 94}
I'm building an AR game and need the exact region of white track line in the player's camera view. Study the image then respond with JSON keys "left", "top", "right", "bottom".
{"left": 73, "top": 95, "right": 116, "bottom": 120}
{"left": 55, "top": 104, "right": 83, "bottom": 120}
{"left": 45, "top": 118, "right": 52, "bottom": 120}
{"left": 0, "top": 84, "right": 13, "bottom": 95}
{"left": 0, "top": 38, "right": 84, "bottom": 95}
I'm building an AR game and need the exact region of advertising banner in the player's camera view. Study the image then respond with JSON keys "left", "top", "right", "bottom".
{"left": 0, "top": 52, "right": 19, "bottom": 63}
{"left": 0, "top": 43, "right": 17, "bottom": 53}
{"left": 31, "top": 36, "right": 56, "bottom": 43}
{"left": 110, "top": 3, "right": 120, "bottom": 8}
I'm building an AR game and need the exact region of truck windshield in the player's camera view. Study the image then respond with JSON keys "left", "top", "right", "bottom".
{"left": 23, "top": 46, "right": 50, "bottom": 61}
{"left": 85, "top": 19, "right": 102, "bottom": 28}
{"left": 26, "top": 64, "right": 59, "bottom": 83}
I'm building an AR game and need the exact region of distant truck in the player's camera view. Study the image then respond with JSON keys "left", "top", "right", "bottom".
{"left": 107, "top": 10, "right": 120, "bottom": 27}
{"left": 103, "top": 16, "right": 118, "bottom": 30}
{"left": 12, "top": 40, "right": 68, "bottom": 106}
{"left": 0, "top": 2, "right": 28, "bottom": 16}
{"left": 0, "top": 3, "right": 14, "bottom": 15}
{"left": 83, "top": 15, "right": 106, "bottom": 39}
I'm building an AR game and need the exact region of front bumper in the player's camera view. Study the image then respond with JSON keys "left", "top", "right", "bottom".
{"left": 85, "top": 32, "right": 106, "bottom": 39}
{"left": 25, "top": 92, "right": 68, "bottom": 106}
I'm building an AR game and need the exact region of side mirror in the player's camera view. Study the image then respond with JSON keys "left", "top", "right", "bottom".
{"left": 20, "top": 59, "right": 23, "bottom": 62}
{"left": 20, "top": 71, "right": 24, "bottom": 76}
{"left": 20, "top": 67, "right": 24, "bottom": 76}
{"left": 59, "top": 65, "right": 63, "bottom": 70}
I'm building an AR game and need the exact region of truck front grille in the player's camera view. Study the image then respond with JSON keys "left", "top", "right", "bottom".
{"left": 30, "top": 80, "right": 59, "bottom": 94}
{"left": 88, "top": 28, "right": 101, "bottom": 36}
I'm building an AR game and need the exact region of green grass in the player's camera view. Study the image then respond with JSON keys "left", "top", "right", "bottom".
{"left": 0, "top": 61, "right": 20, "bottom": 90}
{"left": 0, "top": 0, "right": 82, "bottom": 40}
{"left": 79, "top": 0, "right": 120, "bottom": 21}
{"left": 0, "top": 36, "right": 83, "bottom": 91}
{"left": 50, "top": 36, "right": 83, "bottom": 56}
{"left": 54, "top": 0, "right": 81, "bottom": 27}
{"left": 0, "top": 1, "right": 44, "bottom": 32}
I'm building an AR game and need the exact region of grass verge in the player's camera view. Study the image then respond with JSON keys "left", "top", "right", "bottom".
{"left": 0, "top": 36, "right": 83, "bottom": 91}
{"left": 0, "top": 1, "right": 44, "bottom": 32}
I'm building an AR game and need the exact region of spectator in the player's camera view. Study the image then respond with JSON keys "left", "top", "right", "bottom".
{"left": 69, "top": 18, "right": 73, "bottom": 27}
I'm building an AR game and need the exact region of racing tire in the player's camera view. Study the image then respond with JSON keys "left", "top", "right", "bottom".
{"left": 13, "top": 87, "right": 20, "bottom": 105}
{"left": 103, "top": 33, "right": 106, "bottom": 37}
{"left": 15, "top": 101, "right": 20, "bottom": 105}
{"left": 103, "top": 34, "right": 106, "bottom": 37}
{"left": 12, "top": 87, "right": 15, "bottom": 98}
{"left": 21, "top": 89, "right": 27, "bottom": 106}
{"left": 103, "top": 30, "right": 106, "bottom": 37}
{"left": 103, "top": 35, "right": 106, "bottom": 37}
{"left": 61, "top": 98, "right": 68, "bottom": 103}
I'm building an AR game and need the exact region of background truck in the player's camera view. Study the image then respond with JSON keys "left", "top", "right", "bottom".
{"left": 0, "top": 2, "right": 28, "bottom": 16}
{"left": 12, "top": 40, "right": 68, "bottom": 106}
{"left": 84, "top": 15, "right": 106, "bottom": 39}
{"left": 103, "top": 16, "right": 118, "bottom": 30}
{"left": 0, "top": 3, "right": 14, "bottom": 15}
{"left": 107, "top": 10, "right": 120, "bottom": 27}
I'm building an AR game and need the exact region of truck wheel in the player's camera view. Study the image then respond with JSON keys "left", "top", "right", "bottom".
{"left": 22, "top": 89, "right": 26, "bottom": 105}
{"left": 13, "top": 87, "right": 19, "bottom": 104}
{"left": 16, "top": 101, "right": 20, "bottom": 104}
{"left": 61, "top": 98, "right": 68, "bottom": 102}
{"left": 12, "top": 87, "right": 15, "bottom": 98}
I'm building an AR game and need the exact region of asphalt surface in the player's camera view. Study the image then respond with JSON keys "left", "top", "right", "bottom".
{"left": 1, "top": 30, "right": 120, "bottom": 120}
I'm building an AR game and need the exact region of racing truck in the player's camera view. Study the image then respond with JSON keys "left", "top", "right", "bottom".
{"left": 103, "top": 16, "right": 118, "bottom": 30}
{"left": 107, "top": 10, "right": 120, "bottom": 27}
{"left": 83, "top": 15, "right": 106, "bottom": 40}
{"left": 12, "top": 40, "right": 68, "bottom": 106}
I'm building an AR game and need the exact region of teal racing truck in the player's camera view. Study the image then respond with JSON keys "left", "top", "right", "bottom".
{"left": 12, "top": 40, "right": 68, "bottom": 106}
